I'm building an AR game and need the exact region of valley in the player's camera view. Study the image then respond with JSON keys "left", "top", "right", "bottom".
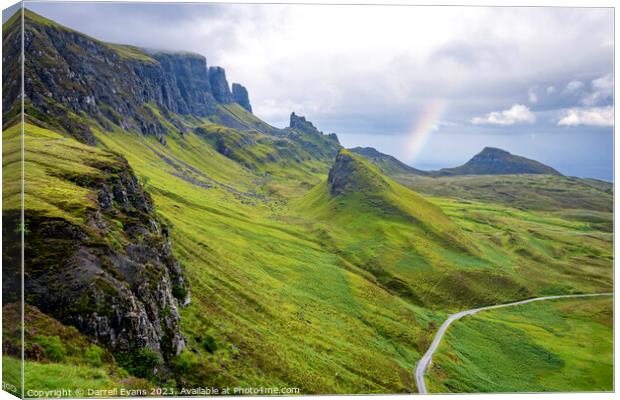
{"left": 1, "top": 8, "right": 614, "bottom": 396}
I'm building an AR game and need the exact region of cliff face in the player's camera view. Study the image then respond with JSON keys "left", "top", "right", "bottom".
{"left": 290, "top": 112, "right": 320, "bottom": 134}
{"left": 328, "top": 150, "right": 389, "bottom": 196}
{"left": 287, "top": 112, "right": 341, "bottom": 160}
{"left": 10, "top": 10, "right": 251, "bottom": 144}
{"left": 1, "top": 11, "right": 21, "bottom": 129}
{"left": 232, "top": 83, "right": 252, "bottom": 112}
{"left": 208, "top": 66, "right": 234, "bottom": 104}
{"left": 151, "top": 52, "right": 216, "bottom": 116}
{"left": 6, "top": 151, "right": 190, "bottom": 367}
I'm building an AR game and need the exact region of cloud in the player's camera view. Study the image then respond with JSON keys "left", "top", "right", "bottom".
{"left": 565, "top": 80, "right": 585, "bottom": 92}
{"left": 471, "top": 104, "right": 536, "bottom": 126}
{"left": 546, "top": 86, "right": 556, "bottom": 95}
{"left": 27, "top": 4, "right": 613, "bottom": 134}
{"left": 558, "top": 106, "right": 613, "bottom": 127}
{"left": 582, "top": 73, "right": 613, "bottom": 106}
{"left": 528, "top": 88, "right": 538, "bottom": 103}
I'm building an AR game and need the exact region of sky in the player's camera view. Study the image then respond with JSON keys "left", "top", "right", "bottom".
{"left": 14, "top": 2, "right": 615, "bottom": 180}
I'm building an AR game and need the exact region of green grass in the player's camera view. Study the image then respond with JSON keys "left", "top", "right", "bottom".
{"left": 6, "top": 9, "right": 614, "bottom": 394}
{"left": 7, "top": 99, "right": 612, "bottom": 394}
{"left": 91, "top": 113, "right": 611, "bottom": 392}
{"left": 2, "top": 304, "right": 149, "bottom": 395}
{"left": 88, "top": 123, "right": 439, "bottom": 393}
{"left": 427, "top": 297, "right": 613, "bottom": 392}
{"left": 3, "top": 123, "right": 127, "bottom": 225}
{"left": 1, "top": 357, "right": 148, "bottom": 396}
{"left": 393, "top": 173, "right": 612, "bottom": 213}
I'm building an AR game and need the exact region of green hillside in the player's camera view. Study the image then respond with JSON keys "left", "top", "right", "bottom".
{"left": 434, "top": 147, "right": 562, "bottom": 176}
{"left": 349, "top": 147, "right": 428, "bottom": 177}
{"left": 2, "top": 8, "right": 613, "bottom": 396}
{"left": 427, "top": 296, "right": 613, "bottom": 392}
{"left": 396, "top": 174, "right": 613, "bottom": 213}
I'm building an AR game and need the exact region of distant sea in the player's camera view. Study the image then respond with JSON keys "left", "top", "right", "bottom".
{"left": 411, "top": 161, "right": 613, "bottom": 182}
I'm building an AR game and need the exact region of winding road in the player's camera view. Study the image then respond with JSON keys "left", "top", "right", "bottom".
{"left": 414, "top": 292, "right": 613, "bottom": 394}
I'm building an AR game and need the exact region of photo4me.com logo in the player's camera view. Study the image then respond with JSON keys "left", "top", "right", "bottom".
{"left": 22, "top": 386, "right": 301, "bottom": 398}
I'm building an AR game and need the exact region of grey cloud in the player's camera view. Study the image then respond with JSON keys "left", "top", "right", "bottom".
{"left": 20, "top": 3, "right": 615, "bottom": 179}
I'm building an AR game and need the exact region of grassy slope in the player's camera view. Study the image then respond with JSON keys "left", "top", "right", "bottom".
{"left": 9, "top": 103, "right": 613, "bottom": 393}
{"left": 2, "top": 304, "right": 148, "bottom": 395}
{"left": 292, "top": 152, "right": 612, "bottom": 310}
{"left": 91, "top": 125, "right": 440, "bottom": 393}
{"left": 432, "top": 196, "right": 612, "bottom": 297}
{"left": 395, "top": 173, "right": 612, "bottom": 213}
{"left": 427, "top": 297, "right": 613, "bottom": 393}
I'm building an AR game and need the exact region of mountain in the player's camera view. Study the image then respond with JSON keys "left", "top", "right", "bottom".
{"left": 349, "top": 147, "right": 428, "bottom": 176}
{"left": 294, "top": 150, "right": 539, "bottom": 309}
{"left": 2, "top": 8, "right": 612, "bottom": 395}
{"left": 6, "top": 9, "right": 266, "bottom": 144}
{"left": 349, "top": 146, "right": 606, "bottom": 212}
{"left": 433, "top": 147, "right": 562, "bottom": 176}
{"left": 320, "top": 150, "right": 468, "bottom": 249}
{"left": 349, "top": 146, "right": 561, "bottom": 177}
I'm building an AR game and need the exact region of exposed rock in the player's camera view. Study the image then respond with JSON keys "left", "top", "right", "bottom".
{"left": 231, "top": 83, "right": 252, "bottom": 112}
{"left": 13, "top": 155, "right": 189, "bottom": 368}
{"left": 208, "top": 66, "right": 234, "bottom": 104}
{"left": 289, "top": 112, "right": 321, "bottom": 135}
{"left": 151, "top": 51, "right": 217, "bottom": 116}
{"left": 328, "top": 150, "right": 388, "bottom": 196}
{"left": 4, "top": 10, "right": 254, "bottom": 144}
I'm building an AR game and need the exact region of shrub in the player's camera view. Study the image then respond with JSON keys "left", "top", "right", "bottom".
{"left": 85, "top": 344, "right": 104, "bottom": 367}
{"left": 201, "top": 335, "right": 218, "bottom": 354}
{"left": 34, "top": 335, "right": 67, "bottom": 362}
{"left": 117, "top": 348, "right": 162, "bottom": 380}
{"left": 173, "top": 351, "right": 196, "bottom": 373}
{"left": 171, "top": 284, "right": 188, "bottom": 301}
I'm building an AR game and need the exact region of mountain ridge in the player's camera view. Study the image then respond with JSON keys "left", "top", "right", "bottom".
{"left": 351, "top": 146, "right": 562, "bottom": 177}
{"left": 6, "top": 9, "right": 258, "bottom": 144}
{"left": 434, "top": 146, "right": 562, "bottom": 176}
{"left": 350, "top": 147, "right": 428, "bottom": 176}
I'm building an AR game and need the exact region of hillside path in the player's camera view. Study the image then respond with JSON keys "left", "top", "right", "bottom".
{"left": 414, "top": 292, "right": 613, "bottom": 394}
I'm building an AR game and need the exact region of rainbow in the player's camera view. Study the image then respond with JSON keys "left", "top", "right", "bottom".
{"left": 405, "top": 99, "right": 447, "bottom": 162}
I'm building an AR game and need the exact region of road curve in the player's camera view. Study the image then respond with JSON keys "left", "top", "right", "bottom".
{"left": 414, "top": 292, "right": 613, "bottom": 394}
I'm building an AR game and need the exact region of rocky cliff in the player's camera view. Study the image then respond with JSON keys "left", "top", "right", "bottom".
{"left": 232, "top": 83, "right": 252, "bottom": 112}
{"left": 285, "top": 112, "right": 341, "bottom": 160}
{"left": 8, "top": 151, "right": 190, "bottom": 370}
{"left": 208, "top": 66, "right": 234, "bottom": 104}
{"left": 328, "top": 150, "right": 389, "bottom": 196}
{"left": 290, "top": 112, "right": 321, "bottom": 134}
{"left": 7, "top": 10, "right": 252, "bottom": 144}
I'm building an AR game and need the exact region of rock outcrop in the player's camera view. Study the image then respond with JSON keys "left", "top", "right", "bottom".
{"left": 328, "top": 150, "right": 389, "bottom": 196}
{"left": 208, "top": 66, "right": 234, "bottom": 104}
{"left": 232, "top": 83, "right": 252, "bottom": 112}
{"left": 151, "top": 51, "right": 215, "bottom": 116}
{"left": 14, "top": 154, "right": 189, "bottom": 367}
{"left": 290, "top": 112, "right": 321, "bottom": 135}
{"left": 286, "top": 112, "right": 341, "bottom": 160}
{"left": 6, "top": 10, "right": 251, "bottom": 144}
